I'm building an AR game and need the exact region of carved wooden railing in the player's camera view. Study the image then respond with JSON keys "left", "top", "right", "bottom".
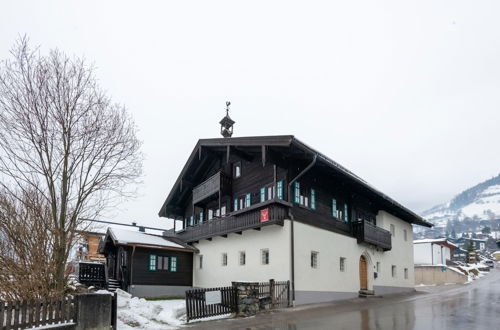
{"left": 352, "top": 220, "right": 392, "bottom": 251}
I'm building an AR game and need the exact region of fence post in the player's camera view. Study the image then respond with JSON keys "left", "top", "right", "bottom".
{"left": 287, "top": 280, "right": 291, "bottom": 307}
{"left": 269, "top": 279, "right": 275, "bottom": 307}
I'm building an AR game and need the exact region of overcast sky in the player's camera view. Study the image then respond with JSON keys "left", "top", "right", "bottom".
{"left": 1, "top": 1, "right": 499, "bottom": 229}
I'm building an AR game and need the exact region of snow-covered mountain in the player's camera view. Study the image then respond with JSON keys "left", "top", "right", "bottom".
{"left": 422, "top": 174, "right": 500, "bottom": 228}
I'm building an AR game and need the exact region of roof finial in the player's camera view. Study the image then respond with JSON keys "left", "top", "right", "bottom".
{"left": 219, "top": 101, "right": 235, "bottom": 138}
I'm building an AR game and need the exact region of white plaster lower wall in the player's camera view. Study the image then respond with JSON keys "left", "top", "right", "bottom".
{"left": 294, "top": 211, "right": 415, "bottom": 294}
{"left": 192, "top": 222, "right": 291, "bottom": 287}
{"left": 414, "top": 243, "right": 451, "bottom": 265}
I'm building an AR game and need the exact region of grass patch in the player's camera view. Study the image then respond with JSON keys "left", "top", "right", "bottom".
{"left": 145, "top": 296, "right": 184, "bottom": 301}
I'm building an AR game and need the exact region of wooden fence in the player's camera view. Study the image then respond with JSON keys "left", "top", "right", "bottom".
{"left": 0, "top": 296, "right": 76, "bottom": 330}
{"left": 185, "top": 286, "right": 237, "bottom": 322}
{"left": 78, "top": 262, "right": 106, "bottom": 288}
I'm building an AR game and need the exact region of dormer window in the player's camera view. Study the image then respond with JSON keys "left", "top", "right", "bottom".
{"left": 233, "top": 162, "right": 241, "bottom": 178}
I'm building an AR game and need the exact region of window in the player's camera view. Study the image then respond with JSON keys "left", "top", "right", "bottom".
{"left": 245, "top": 193, "right": 251, "bottom": 207}
{"left": 392, "top": 265, "right": 396, "bottom": 278}
{"left": 390, "top": 224, "right": 395, "bottom": 236}
{"left": 340, "top": 257, "right": 346, "bottom": 272}
{"left": 199, "top": 255, "right": 203, "bottom": 269}
{"left": 294, "top": 182, "right": 300, "bottom": 203}
{"left": 170, "top": 257, "right": 178, "bottom": 272}
{"left": 311, "top": 251, "right": 319, "bottom": 269}
{"left": 221, "top": 206, "right": 226, "bottom": 216}
{"left": 277, "top": 181, "right": 284, "bottom": 199}
{"left": 149, "top": 254, "right": 157, "bottom": 271}
{"left": 239, "top": 251, "right": 246, "bottom": 266}
{"left": 189, "top": 216, "right": 194, "bottom": 227}
{"left": 332, "top": 199, "right": 338, "bottom": 218}
{"left": 233, "top": 162, "right": 241, "bottom": 178}
{"left": 222, "top": 253, "right": 228, "bottom": 266}
{"left": 260, "top": 187, "right": 266, "bottom": 203}
{"left": 239, "top": 197, "right": 244, "bottom": 210}
{"left": 157, "top": 256, "right": 169, "bottom": 270}
{"left": 403, "top": 229, "right": 407, "bottom": 241}
{"left": 310, "top": 189, "right": 316, "bottom": 210}
{"left": 267, "top": 186, "right": 274, "bottom": 200}
{"left": 208, "top": 209, "right": 213, "bottom": 220}
{"left": 343, "top": 203, "right": 349, "bottom": 222}
{"left": 199, "top": 211, "right": 204, "bottom": 224}
{"left": 404, "top": 268, "right": 408, "bottom": 279}
{"left": 233, "top": 198, "right": 238, "bottom": 212}
{"left": 261, "top": 249, "right": 269, "bottom": 265}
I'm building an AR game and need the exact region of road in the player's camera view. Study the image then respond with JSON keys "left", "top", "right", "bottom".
{"left": 187, "top": 267, "right": 500, "bottom": 330}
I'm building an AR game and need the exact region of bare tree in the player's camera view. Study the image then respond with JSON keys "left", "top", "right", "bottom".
{"left": 0, "top": 37, "right": 142, "bottom": 297}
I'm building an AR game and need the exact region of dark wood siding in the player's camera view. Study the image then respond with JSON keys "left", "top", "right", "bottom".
{"left": 130, "top": 247, "right": 193, "bottom": 286}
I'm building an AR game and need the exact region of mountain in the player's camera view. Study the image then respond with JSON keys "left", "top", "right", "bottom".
{"left": 422, "top": 174, "right": 500, "bottom": 228}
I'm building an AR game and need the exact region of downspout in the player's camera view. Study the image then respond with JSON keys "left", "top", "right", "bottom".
{"left": 287, "top": 154, "right": 317, "bottom": 306}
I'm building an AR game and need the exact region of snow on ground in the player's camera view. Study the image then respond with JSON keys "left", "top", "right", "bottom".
{"left": 114, "top": 289, "right": 230, "bottom": 329}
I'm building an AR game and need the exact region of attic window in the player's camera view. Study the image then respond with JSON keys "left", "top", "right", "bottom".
{"left": 233, "top": 162, "right": 241, "bottom": 178}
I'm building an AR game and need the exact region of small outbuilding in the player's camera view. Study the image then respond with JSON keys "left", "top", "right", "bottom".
{"left": 100, "top": 227, "right": 196, "bottom": 298}
{"left": 413, "top": 238, "right": 458, "bottom": 265}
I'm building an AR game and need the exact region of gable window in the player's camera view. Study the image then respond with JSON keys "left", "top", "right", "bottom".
{"left": 261, "top": 249, "right": 269, "bottom": 265}
{"left": 276, "top": 181, "right": 284, "bottom": 199}
{"left": 199, "top": 255, "right": 203, "bottom": 269}
{"left": 390, "top": 224, "right": 395, "bottom": 237}
{"left": 149, "top": 254, "right": 157, "bottom": 271}
{"left": 239, "top": 251, "right": 246, "bottom": 266}
{"left": 170, "top": 256, "right": 178, "bottom": 272}
{"left": 404, "top": 268, "right": 408, "bottom": 279}
{"left": 332, "top": 199, "right": 338, "bottom": 218}
{"left": 222, "top": 253, "right": 228, "bottom": 266}
{"left": 233, "top": 162, "right": 241, "bottom": 178}
{"left": 392, "top": 265, "right": 396, "bottom": 278}
{"left": 340, "top": 257, "right": 346, "bottom": 272}
{"left": 311, "top": 251, "right": 319, "bottom": 269}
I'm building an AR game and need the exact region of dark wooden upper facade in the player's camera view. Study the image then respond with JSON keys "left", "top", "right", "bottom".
{"left": 159, "top": 136, "right": 432, "bottom": 251}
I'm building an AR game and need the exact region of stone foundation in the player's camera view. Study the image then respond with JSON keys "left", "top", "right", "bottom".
{"left": 232, "top": 281, "right": 273, "bottom": 317}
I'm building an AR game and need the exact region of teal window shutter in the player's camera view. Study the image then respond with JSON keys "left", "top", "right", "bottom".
{"left": 246, "top": 193, "right": 251, "bottom": 207}
{"left": 344, "top": 203, "right": 349, "bottom": 222}
{"left": 260, "top": 187, "right": 266, "bottom": 202}
{"left": 277, "top": 181, "right": 283, "bottom": 199}
{"left": 311, "top": 189, "right": 316, "bottom": 210}
{"left": 149, "top": 254, "right": 157, "bottom": 271}
{"left": 294, "top": 182, "right": 300, "bottom": 203}
{"left": 170, "top": 257, "right": 178, "bottom": 272}
{"left": 234, "top": 198, "right": 238, "bottom": 211}
{"left": 332, "top": 199, "right": 337, "bottom": 218}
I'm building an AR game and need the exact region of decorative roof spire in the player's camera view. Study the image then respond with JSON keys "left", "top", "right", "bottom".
{"left": 219, "top": 101, "right": 235, "bottom": 138}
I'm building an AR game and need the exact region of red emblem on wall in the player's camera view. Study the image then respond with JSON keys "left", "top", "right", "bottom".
{"left": 260, "top": 208, "right": 269, "bottom": 222}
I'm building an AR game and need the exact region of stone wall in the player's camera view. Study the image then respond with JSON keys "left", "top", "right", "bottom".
{"left": 414, "top": 265, "right": 468, "bottom": 285}
{"left": 232, "top": 281, "right": 272, "bottom": 317}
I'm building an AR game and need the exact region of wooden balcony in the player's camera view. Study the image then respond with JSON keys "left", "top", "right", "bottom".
{"left": 172, "top": 199, "right": 291, "bottom": 243}
{"left": 192, "top": 171, "right": 232, "bottom": 204}
{"left": 352, "top": 220, "right": 392, "bottom": 251}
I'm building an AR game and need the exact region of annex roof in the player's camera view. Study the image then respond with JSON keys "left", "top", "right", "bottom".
{"left": 104, "top": 227, "right": 195, "bottom": 252}
{"left": 158, "top": 135, "right": 432, "bottom": 228}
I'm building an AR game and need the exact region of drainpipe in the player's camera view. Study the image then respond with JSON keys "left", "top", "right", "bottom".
{"left": 287, "top": 154, "right": 317, "bottom": 306}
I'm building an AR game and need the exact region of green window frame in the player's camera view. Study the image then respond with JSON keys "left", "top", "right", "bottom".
{"left": 199, "top": 211, "right": 204, "bottom": 224}
{"left": 311, "top": 188, "right": 316, "bottom": 210}
{"left": 332, "top": 199, "right": 337, "bottom": 218}
{"left": 277, "top": 181, "right": 283, "bottom": 199}
{"left": 343, "top": 204, "right": 349, "bottom": 222}
{"left": 149, "top": 254, "right": 157, "bottom": 271}
{"left": 233, "top": 198, "right": 238, "bottom": 211}
{"left": 170, "top": 256, "right": 178, "bottom": 272}
{"left": 294, "top": 182, "right": 300, "bottom": 203}
{"left": 245, "top": 193, "right": 251, "bottom": 207}
{"left": 260, "top": 187, "right": 266, "bottom": 203}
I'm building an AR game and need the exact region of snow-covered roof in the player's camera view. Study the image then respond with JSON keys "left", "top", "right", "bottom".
{"left": 108, "top": 227, "right": 186, "bottom": 250}
{"left": 413, "top": 238, "right": 459, "bottom": 248}
{"left": 79, "top": 220, "right": 166, "bottom": 236}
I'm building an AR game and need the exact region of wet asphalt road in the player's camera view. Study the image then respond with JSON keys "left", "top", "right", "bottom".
{"left": 187, "top": 267, "right": 500, "bottom": 330}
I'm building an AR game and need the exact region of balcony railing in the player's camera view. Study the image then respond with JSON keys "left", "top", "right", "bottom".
{"left": 171, "top": 199, "right": 291, "bottom": 243}
{"left": 352, "top": 220, "right": 392, "bottom": 251}
{"left": 192, "top": 171, "right": 232, "bottom": 204}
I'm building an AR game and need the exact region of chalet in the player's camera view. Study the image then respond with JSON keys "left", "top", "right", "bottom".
{"left": 413, "top": 238, "right": 458, "bottom": 265}
{"left": 99, "top": 227, "right": 196, "bottom": 297}
{"left": 158, "top": 110, "right": 432, "bottom": 305}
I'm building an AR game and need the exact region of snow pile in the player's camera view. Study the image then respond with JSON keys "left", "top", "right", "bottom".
{"left": 115, "top": 290, "right": 186, "bottom": 329}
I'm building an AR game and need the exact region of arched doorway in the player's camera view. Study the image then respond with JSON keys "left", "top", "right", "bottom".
{"left": 359, "top": 256, "right": 368, "bottom": 290}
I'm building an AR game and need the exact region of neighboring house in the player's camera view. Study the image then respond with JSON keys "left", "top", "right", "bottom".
{"left": 413, "top": 238, "right": 458, "bottom": 265}
{"left": 74, "top": 230, "right": 106, "bottom": 263}
{"left": 451, "top": 237, "right": 487, "bottom": 251}
{"left": 492, "top": 251, "right": 500, "bottom": 261}
{"left": 99, "top": 227, "right": 196, "bottom": 297}
{"left": 158, "top": 132, "right": 432, "bottom": 305}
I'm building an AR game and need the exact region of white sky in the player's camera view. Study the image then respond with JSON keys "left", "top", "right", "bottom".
{"left": 1, "top": 1, "right": 499, "bottom": 229}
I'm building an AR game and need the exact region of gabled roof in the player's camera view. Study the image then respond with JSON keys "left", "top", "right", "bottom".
{"left": 414, "top": 238, "right": 459, "bottom": 249}
{"left": 102, "top": 227, "right": 196, "bottom": 252}
{"left": 158, "top": 135, "right": 432, "bottom": 228}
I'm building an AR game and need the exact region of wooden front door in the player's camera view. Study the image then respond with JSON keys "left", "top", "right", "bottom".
{"left": 359, "top": 256, "right": 368, "bottom": 290}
